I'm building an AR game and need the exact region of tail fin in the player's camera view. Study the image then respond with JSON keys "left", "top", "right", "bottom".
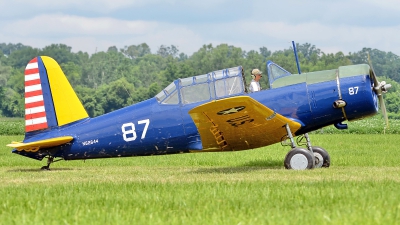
{"left": 25, "top": 56, "right": 88, "bottom": 134}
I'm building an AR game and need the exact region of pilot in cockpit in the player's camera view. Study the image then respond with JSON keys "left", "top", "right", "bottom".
{"left": 249, "top": 69, "right": 262, "bottom": 92}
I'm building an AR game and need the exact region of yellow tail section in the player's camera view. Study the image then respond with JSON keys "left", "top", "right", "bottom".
{"left": 41, "top": 56, "right": 88, "bottom": 126}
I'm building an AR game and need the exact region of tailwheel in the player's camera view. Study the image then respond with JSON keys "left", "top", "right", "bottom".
{"left": 312, "top": 146, "right": 330, "bottom": 168}
{"left": 41, "top": 165, "right": 50, "bottom": 170}
{"left": 40, "top": 155, "right": 61, "bottom": 170}
{"left": 284, "top": 148, "right": 314, "bottom": 170}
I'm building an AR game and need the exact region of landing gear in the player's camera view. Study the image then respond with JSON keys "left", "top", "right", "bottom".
{"left": 298, "top": 134, "right": 330, "bottom": 168}
{"left": 311, "top": 146, "right": 330, "bottom": 168}
{"left": 41, "top": 156, "right": 54, "bottom": 170}
{"left": 40, "top": 156, "right": 62, "bottom": 170}
{"left": 41, "top": 165, "right": 50, "bottom": 170}
{"left": 284, "top": 148, "right": 314, "bottom": 170}
{"left": 282, "top": 124, "right": 330, "bottom": 170}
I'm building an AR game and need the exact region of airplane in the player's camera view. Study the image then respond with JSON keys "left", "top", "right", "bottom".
{"left": 6, "top": 55, "right": 391, "bottom": 170}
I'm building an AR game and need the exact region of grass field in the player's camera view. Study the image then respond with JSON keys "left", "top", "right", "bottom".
{"left": 1, "top": 134, "right": 400, "bottom": 224}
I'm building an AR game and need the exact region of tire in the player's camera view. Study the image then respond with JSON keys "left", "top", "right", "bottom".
{"left": 312, "top": 146, "right": 330, "bottom": 168}
{"left": 284, "top": 148, "right": 314, "bottom": 170}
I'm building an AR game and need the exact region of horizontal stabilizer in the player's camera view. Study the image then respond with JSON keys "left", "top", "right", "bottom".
{"left": 7, "top": 136, "right": 74, "bottom": 152}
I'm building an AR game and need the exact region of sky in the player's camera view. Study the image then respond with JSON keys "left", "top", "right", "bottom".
{"left": 1, "top": 0, "right": 400, "bottom": 56}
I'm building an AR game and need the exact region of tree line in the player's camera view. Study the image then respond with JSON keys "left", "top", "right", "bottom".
{"left": 1, "top": 42, "right": 400, "bottom": 118}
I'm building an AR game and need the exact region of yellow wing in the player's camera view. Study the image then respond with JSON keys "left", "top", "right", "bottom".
{"left": 189, "top": 96, "right": 301, "bottom": 151}
{"left": 7, "top": 136, "right": 74, "bottom": 152}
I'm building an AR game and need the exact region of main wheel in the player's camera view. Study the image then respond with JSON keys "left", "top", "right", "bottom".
{"left": 284, "top": 148, "right": 314, "bottom": 170}
{"left": 312, "top": 146, "right": 330, "bottom": 168}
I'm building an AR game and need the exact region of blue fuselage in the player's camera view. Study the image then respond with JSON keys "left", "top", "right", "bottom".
{"left": 16, "top": 71, "right": 377, "bottom": 161}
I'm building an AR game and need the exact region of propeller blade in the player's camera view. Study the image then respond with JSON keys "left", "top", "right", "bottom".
{"left": 368, "top": 53, "right": 380, "bottom": 87}
{"left": 378, "top": 95, "right": 389, "bottom": 128}
{"left": 367, "top": 53, "right": 390, "bottom": 128}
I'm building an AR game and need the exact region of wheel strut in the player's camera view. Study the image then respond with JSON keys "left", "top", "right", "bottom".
{"left": 284, "top": 123, "right": 296, "bottom": 148}
{"left": 303, "top": 133, "right": 314, "bottom": 154}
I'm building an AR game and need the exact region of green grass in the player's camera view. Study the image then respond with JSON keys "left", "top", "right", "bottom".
{"left": 1, "top": 134, "right": 400, "bottom": 224}
{"left": 0, "top": 118, "right": 24, "bottom": 135}
{"left": 313, "top": 114, "right": 400, "bottom": 134}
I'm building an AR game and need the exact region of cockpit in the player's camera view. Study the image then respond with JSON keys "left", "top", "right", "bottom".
{"left": 155, "top": 66, "right": 246, "bottom": 105}
{"left": 154, "top": 61, "right": 309, "bottom": 105}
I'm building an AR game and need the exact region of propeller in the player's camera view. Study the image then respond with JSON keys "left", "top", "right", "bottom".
{"left": 367, "top": 53, "right": 391, "bottom": 128}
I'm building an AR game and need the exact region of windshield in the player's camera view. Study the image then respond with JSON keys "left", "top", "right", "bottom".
{"left": 155, "top": 82, "right": 178, "bottom": 104}
{"left": 267, "top": 61, "right": 292, "bottom": 83}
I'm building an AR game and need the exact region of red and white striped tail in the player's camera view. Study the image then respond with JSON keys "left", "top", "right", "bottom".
{"left": 25, "top": 57, "right": 48, "bottom": 132}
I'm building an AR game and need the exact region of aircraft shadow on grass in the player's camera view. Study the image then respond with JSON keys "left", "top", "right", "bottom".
{"left": 194, "top": 160, "right": 282, "bottom": 174}
{"left": 7, "top": 168, "right": 74, "bottom": 173}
